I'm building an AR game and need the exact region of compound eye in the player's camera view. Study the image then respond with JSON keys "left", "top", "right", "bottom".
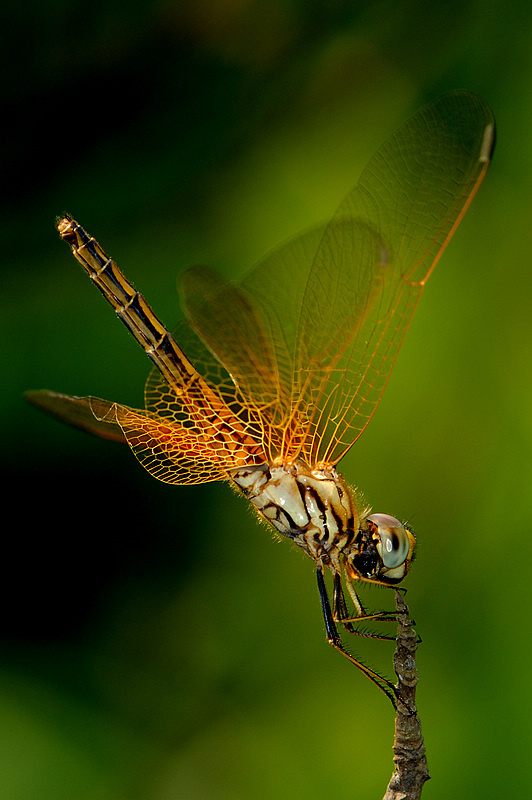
{"left": 368, "top": 513, "right": 410, "bottom": 569}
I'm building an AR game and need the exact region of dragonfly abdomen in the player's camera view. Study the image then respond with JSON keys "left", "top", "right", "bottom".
{"left": 56, "top": 216, "right": 201, "bottom": 393}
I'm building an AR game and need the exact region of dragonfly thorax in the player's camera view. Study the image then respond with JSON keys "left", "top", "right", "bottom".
{"left": 232, "top": 462, "right": 358, "bottom": 564}
{"left": 231, "top": 463, "right": 415, "bottom": 584}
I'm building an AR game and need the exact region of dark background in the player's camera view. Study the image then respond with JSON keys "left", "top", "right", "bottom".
{"left": 4, "top": 1, "right": 531, "bottom": 798}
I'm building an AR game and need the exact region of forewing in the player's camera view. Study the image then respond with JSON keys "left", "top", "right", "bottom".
{"left": 179, "top": 265, "right": 286, "bottom": 412}
{"left": 292, "top": 91, "right": 494, "bottom": 464}
{"left": 177, "top": 227, "right": 326, "bottom": 461}
{"left": 173, "top": 93, "right": 493, "bottom": 468}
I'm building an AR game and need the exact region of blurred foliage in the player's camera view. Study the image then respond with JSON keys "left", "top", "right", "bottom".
{"left": 4, "top": 1, "right": 532, "bottom": 798}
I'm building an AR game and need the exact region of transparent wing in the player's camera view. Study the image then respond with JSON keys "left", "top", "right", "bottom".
{"left": 89, "top": 397, "right": 249, "bottom": 485}
{"left": 179, "top": 265, "right": 288, "bottom": 411}
{"left": 178, "top": 231, "right": 323, "bottom": 462}
{"left": 181, "top": 91, "right": 493, "bottom": 467}
{"left": 25, "top": 390, "right": 126, "bottom": 443}
{"left": 37, "top": 93, "right": 492, "bottom": 480}
{"left": 26, "top": 383, "right": 269, "bottom": 483}
{"left": 26, "top": 389, "right": 265, "bottom": 484}
{"left": 293, "top": 91, "right": 494, "bottom": 464}
{"left": 36, "top": 216, "right": 270, "bottom": 484}
{"left": 179, "top": 222, "right": 375, "bottom": 463}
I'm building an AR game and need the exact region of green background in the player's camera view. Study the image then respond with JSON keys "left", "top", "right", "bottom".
{"left": 4, "top": 1, "right": 531, "bottom": 798}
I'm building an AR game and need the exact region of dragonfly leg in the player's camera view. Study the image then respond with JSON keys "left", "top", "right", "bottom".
{"left": 333, "top": 572, "right": 397, "bottom": 641}
{"left": 316, "top": 567, "right": 398, "bottom": 707}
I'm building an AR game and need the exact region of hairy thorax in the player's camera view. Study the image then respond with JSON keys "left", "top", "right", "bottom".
{"left": 231, "top": 461, "right": 363, "bottom": 567}
{"left": 231, "top": 460, "right": 415, "bottom": 587}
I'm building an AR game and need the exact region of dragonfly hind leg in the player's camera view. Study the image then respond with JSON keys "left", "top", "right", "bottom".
{"left": 316, "top": 567, "right": 398, "bottom": 708}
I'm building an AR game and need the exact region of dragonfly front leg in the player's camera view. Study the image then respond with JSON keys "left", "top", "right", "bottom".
{"left": 333, "top": 572, "right": 398, "bottom": 640}
{"left": 316, "top": 567, "right": 398, "bottom": 708}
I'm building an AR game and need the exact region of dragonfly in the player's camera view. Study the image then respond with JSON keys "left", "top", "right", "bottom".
{"left": 27, "top": 91, "right": 494, "bottom": 706}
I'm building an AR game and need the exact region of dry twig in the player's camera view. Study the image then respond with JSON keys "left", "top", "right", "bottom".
{"left": 382, "top": 591, "right": 430, "bottom": 800}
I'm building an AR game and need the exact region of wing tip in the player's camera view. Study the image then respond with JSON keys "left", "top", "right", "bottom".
{"left": 480, "top": 122, "right": 496, "bottom": 164}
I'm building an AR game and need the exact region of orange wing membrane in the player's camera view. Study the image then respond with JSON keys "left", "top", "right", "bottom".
{"left": 28, "top": 92, "right": 494, "bottom": 705}
{"left": 53, "top": 215, "right": 267, "bottom": 483}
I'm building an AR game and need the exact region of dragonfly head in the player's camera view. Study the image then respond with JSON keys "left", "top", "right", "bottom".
{"left": 344, "top": 513, "right": 416, "bottom": 585}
